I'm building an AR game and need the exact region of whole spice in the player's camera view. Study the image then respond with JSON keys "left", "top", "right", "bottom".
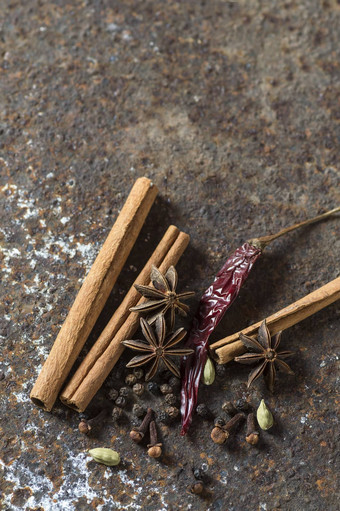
{"left": 164, "top": 393, "right": 178, "bottom": 406}
{"left": 257, "top": 400, "right": 274, "bottom": 430}
{"left": 133, "top": 368, "right": 144, "bottom": 379}
{"left": 168, "top": 376, "right": 181, "bottom": 392}
{"left": 119, "top": 387, "right": 130, "bottom": 397}
{"left": 221, "top": 401, "right": 238, "bottom": 416}
{"left": 196, "top": 403, "right": 212, "bottom": 419}
{"left": 60, "top": 228, "right": 190, "bottom": 412}
{"left": 164, "top": 405, "right": 179, "bottom": 419}
{"left": 31, "top": 177, "right": 158, "bottom": 412}
{"left": 130, "top": 407, "right": 154, "bottom": 443}
{"left": 147, "top": 381, "right": 160, "bottom": 395}
{"left": 202, "top": 357, "right": 215, "bottom": 385}
{"left": 125, "top": 374, "right": 137, "bottom": 386}
{"left": 108, "top": 388, "right": 119, "bottom": 401}
{"left": 132, "top": 403, "right": 146, "bottom": 418}
{"left": 115, "top": 396, "right": 127, "bottom": 408}
{"left": 160, "top": 383, "right": 173, "bottom": 395}
{"left": 78, "top": 408, "right": 109, "bottom": 435}
{"left": 130, "top": 265, "right": 195, "bottom": 330}
{"left": 245, "top": 413, "right": 259, "bottom": 445}
{"left": 111, "top": 406, "right": 124, "bottom": 421}
{"left": 180, "top": 207, "right": 340, "bottom": 434}
{"left": 132, "top": 383, "right": 145, "bottom": 397}
{"left": 211, "top": 413, "right": 246, "bottom": 444}
{"left": 147, "top": 420, "right": 162, "bottom": 458}
{"left": 122, "top": 315, "right": 193, "bottom": 381}
{"left": 235, "top": 320, "right": 294, "bottom": 392}
{"left": 212, "top": 275, "right": 340, "bottom": 363}
{"left": 88, "top": 448, "right": 120, "bottom": 466}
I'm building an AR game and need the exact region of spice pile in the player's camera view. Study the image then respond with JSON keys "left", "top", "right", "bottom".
{"left": 28, "top": 177, "right": 340, "bottom": 492}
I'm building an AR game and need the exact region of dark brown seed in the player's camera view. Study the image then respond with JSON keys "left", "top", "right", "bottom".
{"left": 164, "top": 393, "right": 178, "bottom": 406}
{"left": 125, "top": 374, "right": 137, "bottom": 386}
{"left": 119, "top": 387, "right": 130, "bottom": 397}
{"left": 115, "top": 396, "right": 127, "bottom": 408}
{"left": 246, "top": 413, "right": 259, "bottom": 445}
{"left": 164, "top": 406, "right": 179, "bottom": 419}
{"left": 132, "top": 403, "right": 145, "bottom": 418}
{"left": 168, "top": 375, "right": 180, "bottom": 391}
{"left": 111, "top": 407, "right": 123, "bottom": 421}
{"left": 160, "top": 384, "right": 173, "bottom": 395}
{"left": 132, "top": 383, "right": 145, "bottom": 397}
{"left": 196, "top": 403, "right": 211, "bottom": 419}
{"left": 221, "top": 401, "right": 238, "bottom": 416}
{"left": 108, "top": 388, "right": 119, "bottom": 401}
{"left": 133, "top": 368, "right": 144, "bottom": 380}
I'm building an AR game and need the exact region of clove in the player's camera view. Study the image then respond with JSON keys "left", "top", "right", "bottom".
{"left": 147, "top": 420, "right": 162, "bottom": 458}
{"left": 211, "top": 412, "right": 246, "bottom": 444}
{"left": 78, "top": 408, "right": 109, "bottom": 434}
{"left": 245, "top": 413, "right": 259, "bottom": 445}
{"left": 130, "top": 407, "right": 153, "bottom": 443}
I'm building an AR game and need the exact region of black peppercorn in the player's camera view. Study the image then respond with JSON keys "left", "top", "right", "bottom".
{"left": 235, "top": 398, "right": 251, "bottom": 413}
{"left": 132, "top": 403, "right": 146, "bottom": 418}
{"left": 125, "top": 374, "right": 137, "bottom": 386}
{"left": 119, "top": 387, "right": 130, "bottom": 397}
{"left": 147, "top": 381, "right": 160, "bottom": 395}
{"left": 168, "top": 376, "right": 180, "bottom": 392}
{"left": 160, "top": 383, "right": 172, "bottom": 395}
{"left": 196, "top": 404, "right": 211, "bottom": 419}
{"left": 115, "top": 396, "right": 127, "bottom": 408}
{"left": 164, "top": 393, "right": 178, "bottom": 406}
{"left": 112, "top": 406, "right": 123, "bottom": 421}
{"left": 108, "top": 388, "right": 119, "bottom": 401}
{"left": 215, "top": 364, "right": 227, "bottom": 379}
{"left": 132, "top": 383, "right": 145, "bottom": 397}
{"left": 164, "top": 406, "right": 179, "bottom": 420}
{"left": 221, "top": 401, "right": 238, "bottom": 416}
{"left": 133, "top": 368, "right": 144, "bottom": 380}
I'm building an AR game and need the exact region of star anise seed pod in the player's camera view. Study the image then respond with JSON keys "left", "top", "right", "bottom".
{"left": 234, "top": 319, "right": 294, "bottom": 392}
{"left": 122, "top": 315, "right": 194, "bottom": 381}
{"left": 130, "top": 265, "right": 195, "bottom": 331}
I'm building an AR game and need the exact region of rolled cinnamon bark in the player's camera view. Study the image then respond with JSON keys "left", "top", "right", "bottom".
{"left": 60, "top": 225, "right": 179, "bottom": 405}
{"left": 30, "top": 177, "right": 158, "bottom": 411}
{"left": 61, "top": 231, "right": 190, "bottom": 412}
{"left": 211, "top": 276, "right": 340, "bottom": 364}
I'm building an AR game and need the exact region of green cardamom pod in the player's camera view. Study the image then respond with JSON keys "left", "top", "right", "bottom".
{"left": 256, "top": 399, "right": 274, "bottom": 430}
{"left": 202, "top": 357, "right": 215, "bottom": 385}
{"left": 88, "top": 448, "right": 120, "bottom": 466}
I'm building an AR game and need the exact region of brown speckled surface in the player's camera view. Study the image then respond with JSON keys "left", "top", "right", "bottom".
{"left": 0, "top": 1, "right": 339, "bottom": 510}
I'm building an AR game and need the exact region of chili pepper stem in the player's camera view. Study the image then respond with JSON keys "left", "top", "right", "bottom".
{"left": 249, "top": 206, "right": 340, "bottom": 250}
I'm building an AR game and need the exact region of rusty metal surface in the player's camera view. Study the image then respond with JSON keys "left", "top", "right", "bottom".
{"left": 0, "top": 0, "right": 339, "bottom": 509}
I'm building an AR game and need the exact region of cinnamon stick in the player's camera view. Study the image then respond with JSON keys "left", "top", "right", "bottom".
{"left": 60, "top": 225, "right": 179, "bottom": 405}
{"left": 211, "top": 276, "right": 340, "bottom": 364}
{"left": 30, "top": 177, "right": 158, "bottom": 411}
{"left": 61, "top": 230, "right": 190, "bottom": 412}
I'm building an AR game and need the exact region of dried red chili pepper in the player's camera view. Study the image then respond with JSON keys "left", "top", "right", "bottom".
{"left": 180, "top": 206, "right": 340, "bottom": 435}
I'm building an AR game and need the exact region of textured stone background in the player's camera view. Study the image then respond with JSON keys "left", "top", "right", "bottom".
{"left": 0, "top": 1, "right": 339, "bottom": 510}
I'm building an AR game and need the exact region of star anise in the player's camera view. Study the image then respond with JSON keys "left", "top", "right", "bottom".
{"left": 234, "top": 320, "right": 294, "bottom": 392}
{"left": 130, "top": 265, "right": 195, "bottom": 331}
{"left": 122, "top": 315, "right": 194, "bottom": 381}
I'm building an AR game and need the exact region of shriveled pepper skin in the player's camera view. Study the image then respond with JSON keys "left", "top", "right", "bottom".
{"left": 180, "top": 243, "right": 262, "bottom": 435}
